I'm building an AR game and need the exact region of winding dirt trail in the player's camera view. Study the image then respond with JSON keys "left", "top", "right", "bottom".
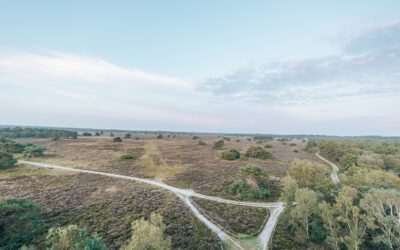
{"left": 315, "top": 152, "right": 340, "bottom": 184}
{"left": 18, "top": 160, "right": 281, "bottom": 250}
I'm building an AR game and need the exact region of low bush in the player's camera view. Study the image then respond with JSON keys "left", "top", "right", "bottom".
{"left": 113, "top": 137, "right": 122, "bottom": 142}
{"left": 289, "top": 143, "right": 297, "bottom": 147}
{"left": 264, "top": 144, "right": 273, "bottom": 148}
{"left": 197, "top": 141, "right": 206, "bottom": 146}
{"left": 0, "top": 152, "right": 17, "bottom": 169}
{"left": 82, "top": 132, "right": 92, "bottom": 136}
{"left": 124, "top": 133, "right": 132, "bottom": 139}
{"left": 221, "top": 149, "right": 240, "bottom": 161}
{"left": 212, "top": 140, "right": 224, "bottom": 150}
{"left": 46, "top": 225, "right": 107, "bottom": 250}
{"left": 0, "top": 198, "right": 43, "bottom": 249}
{"left": 245, "top": 146, "right": 273, "bottom": 160}
{"left": 229, "top": 165, "right": 271, "bottom": 200}
{"left": 156, "top": 134, "right": 163, "bottom": 139}
{"left": 23, "top": 145, "right": 46, "bottom": 157}
{"left": 119, "top": 154, "right": 137, "bottom": 161}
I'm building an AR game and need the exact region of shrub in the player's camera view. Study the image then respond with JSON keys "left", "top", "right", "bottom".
{"left": 197, "top": 141, "right": 206, "bottom": 146}
{"left": 95, "top": 132, "right": 100, "bottom": 136}
{"left": 245, "top": 146, "right": 273, "bottom": 160}
{"left": 223, "top": 137, "right": 230, "bottom": 141}
{"left": 46, "top": 225, "right": 107, "bottom": 250}
{"left": 113, "top": 137, "right": 122, "bottom": 142}
{"left": 192, "top": 136, "right": 199, "bottom": 140}
{"left": 221, "top": 149, "right": 240, "bottom": 161}
{"left": 124, "top": 133, "right": 132, "bottom": 139}
{"left": 256, "top": 140, "right": 262, "bottom": 144}
{"left": 264, "top": 144, "right": 273, "bottom": 148}
{"left": 110, "top": 132, "right": 114, "bottom": 137}
{"left": 156, "top": 134, "right": 163, "bottom": 139}
{"left": 229, "top": 165, "right": 271, "bottom": 200}
{"left": 236, "top": 139, "right": 240, "bottom": 143}
{"left": 289, "top": 143, "right": 297, "bottom": 147}
{"left": 119, "top": 154, "right": 137, "bottom": 161}
{"left": 212, "top": 140, "right": 224, "bottom": 150}
{"left": 82, "top": 132, "right": 92, "bottom": 136}
{"left": 0, "top": 198, "right": 43, "bottom": 249}
{"left": 0, "top": 138, "right": 26, "bottom": 153}
{"left": 23, "top": 145, "right": 46, "bottom": 157}
{"left": 121, "top": 213, "right": 171, "bottom": 250}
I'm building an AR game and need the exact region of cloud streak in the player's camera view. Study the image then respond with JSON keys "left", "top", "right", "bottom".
{"left": 199, "top": 21, "right": 400, "bottom": 105}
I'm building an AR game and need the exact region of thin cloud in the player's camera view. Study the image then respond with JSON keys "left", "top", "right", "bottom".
{"left": 199, "top": 21, "right": 400, "bottom": 105}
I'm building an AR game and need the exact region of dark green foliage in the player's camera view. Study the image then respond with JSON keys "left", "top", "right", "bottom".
{"left": 289, "top": 143, "right": 297, "bottom": 146}
{"left": 124, "top": 133, "right": 131, "bottom": 139}
{"left": 95, "top": 132, "right": 100, "bottom": 136}
{"left": 156, "top": 134, "right": 163, "bottom": 139}
{"left": 0, "top": 138, "right": 26, "bottom": 153}
{"left": 0, "top": 198, "right": 43, "bottom": 249}
{"left": 235, "top": 139, "right": 240, "bottom": 143}
{"left": 0, "top": 151, "right": 17, "bottom": 169}
{"left": 0, "top": 127, "right": 77, "bottom": 139}
{"left": 221, "top": 149, "right": 240, "bottom": 161}
{"left": 119, "top": 154, "right": 137, "bottom": 161}
{"left": 192, "top": 136, "right": 199, "bottom": 140}
{"left": 46, "top": 225, "right": 107, "bottom": 250}
{"left": 223, "top": 137, "right": 230, "bottom": 141}
{"left": 253, "top": 136, "right": 273, "bottom": 141}
{"left": 308, "top": 215, "right": 326, "bottom": 244}
{"left": 264, "top": 144, "right": 273, "bottom": 148}
{"left": 82, "top": 132, "right": 92, "bottom": 136}
{"left": 197, "top": 141, "right": 206, "bottom": 146}
{"left": 229, "top": 165, "right": 271, "bottom": 200}
{"left": 23, "top": 145, "right": 46, "bottom": 157}
{"left": 113, "top": 137, "right": 122, "bottom": 142}
{"left": 245, "top": 146, "right": 273, "bottom": 160}
{"left": 212, "top": 140, "right": 224, "bottom": 150}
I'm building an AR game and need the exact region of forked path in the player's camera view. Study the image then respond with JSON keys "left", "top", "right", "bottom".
{"left": 18, "top": 160, "right": 283, "bottom": 250}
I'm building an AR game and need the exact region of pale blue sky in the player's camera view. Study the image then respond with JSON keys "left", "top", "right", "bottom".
{"left": 1, "top": 1, "right": 400, "bottom": 135}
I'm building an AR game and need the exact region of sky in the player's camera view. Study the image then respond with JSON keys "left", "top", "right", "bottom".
{"left": 1, "top": 1, "right": 400, "bottom": 135}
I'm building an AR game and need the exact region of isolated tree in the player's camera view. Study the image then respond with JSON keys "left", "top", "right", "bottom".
{"left": 124, "top": 133, "right": 132, "bottom": 139}
{"left": 156, "top": 134, "right": 163, "bottom": 139}
{"left": 46, "top": 225, "right": 107, "bottom": 250}
{"left": 82, "top": 132, "right": 92, "bottom": 136}
{"left": 360, "top": 189, "right": 400, "bottom": 249}
{"left": 0, "top": 198, "right": 42, "bottom": 249}
{"left": 335, "top": 186, "right": 371, "bottom": 250}
{"left": 0, "top": 151, "right": 17, "bottom": 169}
{"left": 121, "top": 212, "right": 171, "bottom": 250}
{"left": 290, "top": 188, "right": 318, "bottom": 238}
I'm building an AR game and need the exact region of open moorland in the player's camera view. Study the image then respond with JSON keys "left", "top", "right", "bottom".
{"left": 3, "top": 128, "right": 398, "bottom": 250}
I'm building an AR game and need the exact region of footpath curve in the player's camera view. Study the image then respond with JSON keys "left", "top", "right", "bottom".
{"left": 18, "top": 160, "right": 282, "bottom": 250}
